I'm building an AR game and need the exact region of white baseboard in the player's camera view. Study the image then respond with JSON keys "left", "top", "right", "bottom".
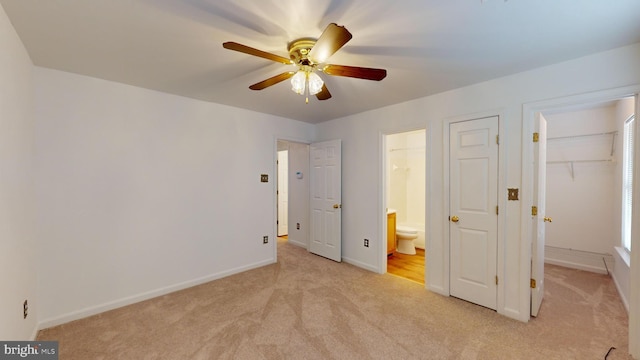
{"left": 29, "top": 324, "right": 39, "bottom": 341}
{"left": 545, "top": 246, "right": 613, "bottom": 275}
{"left": 427, "top": 284, "right": 447, "bottom": 296}
{"left": 611, "top": 271, "right": 630, "bottom": 314}
{"left": 499, "top": 307, "right": 528, "bottom": 323}
{"left": 287, "top": 238, "right": 307, "bottom": 248}
{"left": 342, "top": 256, "right": 378, "bottom": 273}
{"left": 37, "top": 258, "right": 275, "bottom": 330}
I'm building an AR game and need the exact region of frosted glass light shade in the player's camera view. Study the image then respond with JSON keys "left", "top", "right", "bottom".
{"left": 307, "top": 72, "right": 324, "bottom": 95}
{"left": 291, "top": 71, "right": 306, "bottom": 94}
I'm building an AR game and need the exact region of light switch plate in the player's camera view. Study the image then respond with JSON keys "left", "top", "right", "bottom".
{"left": 508, "top": 188, "right": 519, "bottom": 201}
{"left": 260, "top": 174, "right": 268, "bottom": 183}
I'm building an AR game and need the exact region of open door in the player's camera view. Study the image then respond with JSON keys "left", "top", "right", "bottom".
{"left": 531, "top": 112, "right": 548, "bottom": 317}
{"left": 309, "top": 140, "right": 342, "bottom": 262}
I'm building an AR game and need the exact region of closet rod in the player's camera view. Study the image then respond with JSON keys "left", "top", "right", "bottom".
{"left": 547, "top": 130, "right": 617, "bottom": 141}
{"left": 546, "top": 159, "right": 615, "bottom": 164}
{"left": 547, "top": 131, "right": 618, "bottom": 156}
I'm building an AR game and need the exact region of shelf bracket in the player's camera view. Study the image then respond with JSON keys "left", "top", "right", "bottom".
{"left": 569, "top": 161, "right": 575, "bottom": 181}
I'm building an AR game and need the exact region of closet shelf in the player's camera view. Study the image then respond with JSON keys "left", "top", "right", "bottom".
{"left": 547, "top": 159, "right": 616, "bottom": 181}
{"left": 547, "top": 131, "right": 618, "bottom": 156}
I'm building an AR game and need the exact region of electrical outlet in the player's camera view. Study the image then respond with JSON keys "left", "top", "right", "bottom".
{"left": 296, "top": 223, "right": 300, "bottom": 230}
{"left": 23, "top": 300, "right": 28, "bottom": 319}
{"left": 260, "top": 174, "right": 269, "bottom": 183}
{"left": 263, "top": 235, "right": 268, "bottom": 244}
{"left": 364, "top": 239, "right": 369, "bottom": 247}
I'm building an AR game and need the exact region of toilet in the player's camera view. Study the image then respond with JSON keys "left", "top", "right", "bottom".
{"left": 396, "top": 225, "right": 418, "bottom": 255}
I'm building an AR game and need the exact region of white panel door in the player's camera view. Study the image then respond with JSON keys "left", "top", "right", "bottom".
{"left": 277, "top": 150, "right": 288, "bottom": 236}
{"left": 531, "top": 113, "right": 548, "bottom": 316}
{"left": 310, "top": 140, "right": 342, "bottom": 262}
{"left": 450, "top": 117, "right": 499, "bottom": 310}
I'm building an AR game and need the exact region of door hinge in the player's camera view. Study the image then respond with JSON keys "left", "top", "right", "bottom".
{"left": 496, "top": 134, "right": 499, "bottom": 145}
{"left": 530, "top": 278, "right": 537, "bottom": 289}
{"left": 495, "top": 276, "right": 499, "bottom": 285}
{"left": 533, "top": 132, "right": 539, "bottom": 143}
{"left": 496, "top": 206, "right": 499, "bottom": 215}
{"left": 532, "top": 206, "right": 538, "bottom": 216}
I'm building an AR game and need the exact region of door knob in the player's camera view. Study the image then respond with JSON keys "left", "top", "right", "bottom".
{"left": 544, "top": 217, "right": 553, "bottom": 223}
{"left": 333, "top": 204, "right": 341, "bottom": 209}
{"left": 451, "top": 215, "right": 459, "bottom": 223}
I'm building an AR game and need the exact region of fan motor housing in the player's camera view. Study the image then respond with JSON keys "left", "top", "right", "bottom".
{"left": 288, "top": 38, "right": 317, "bottom": 64}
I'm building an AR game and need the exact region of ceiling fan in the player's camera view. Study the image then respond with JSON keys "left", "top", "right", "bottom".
{"left": 222, "top": 23, "right": 387, "bottom": 103}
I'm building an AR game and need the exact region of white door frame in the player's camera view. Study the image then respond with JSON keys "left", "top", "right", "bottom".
{"left": 378, "top": 128, "right": 428, "bottom": 277}
{"left": 442, "top": 110, "right": 507, "bottom": 312}
{"left": 522, "top": 86, "right": 640, "bottom": 356}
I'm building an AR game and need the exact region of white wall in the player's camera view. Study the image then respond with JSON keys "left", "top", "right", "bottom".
{"left": 285, "top": 142, "right": 310, "bottom": 248}
{"left": 544, "top": 106, "right": 617, "bottom": 262}
{"left": 33, "top": 68, "right": 314, "bottom": 327}
{"left": 315, "top": 42, "right": 640, "bottom": 322}
{"left": 0, "top": 4, "right": 38, "bottom": 340}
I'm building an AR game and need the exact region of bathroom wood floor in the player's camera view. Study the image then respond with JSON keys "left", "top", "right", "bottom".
{"left": 387, "top": 248, "right": 425, "bottom": 284}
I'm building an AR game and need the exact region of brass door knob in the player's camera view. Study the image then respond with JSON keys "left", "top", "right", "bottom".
{"left": 544, "top": 217, "right": 553, "bottom": 223}
{"left": 333, "top": 204, "right": 341, "bottom": 209}
{"left": 451, "top": 215, "right": 459, "bottom": 223}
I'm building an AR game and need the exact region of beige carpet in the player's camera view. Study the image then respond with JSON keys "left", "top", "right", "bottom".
{"left": 38, "top": 240, "right": 631, "bottom": 359}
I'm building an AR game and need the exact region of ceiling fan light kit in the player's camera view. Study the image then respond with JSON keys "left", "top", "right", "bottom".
{"left": 291, "top": 70, "right": 323, "bottom": 95}
{"left": 222, "top": 23, "right": 387, "bottom": 104}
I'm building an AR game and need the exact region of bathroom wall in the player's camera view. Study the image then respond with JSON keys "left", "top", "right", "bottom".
{"left": 386, "top": 129, "right": 426, "bottom": 249}
{"left": 387, "top": 134, "right": 407, "bottom": 217}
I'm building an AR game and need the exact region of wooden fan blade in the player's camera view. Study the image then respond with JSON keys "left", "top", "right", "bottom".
{"left": 308, "top": 23, "right": 352, "bottom": 63}
{"left": 315, "top": 84, "right": 332, "bottom": 100}
{"left": 249, "top": 72, "right": 295, "bottom": 90}
{"left": 322, "top": 64, "right": 387, "bottom": 81}
{"left": 223, "top": 42, "right": 293, "bottom": 65}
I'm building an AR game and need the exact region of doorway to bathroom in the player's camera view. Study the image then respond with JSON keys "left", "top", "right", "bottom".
{"left": 384, "top": 129, "right": 426, "bottom": 284}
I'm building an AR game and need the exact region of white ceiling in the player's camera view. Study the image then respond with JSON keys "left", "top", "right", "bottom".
{"left": 2, "top": 0, "right": 640, "bottom": 124}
